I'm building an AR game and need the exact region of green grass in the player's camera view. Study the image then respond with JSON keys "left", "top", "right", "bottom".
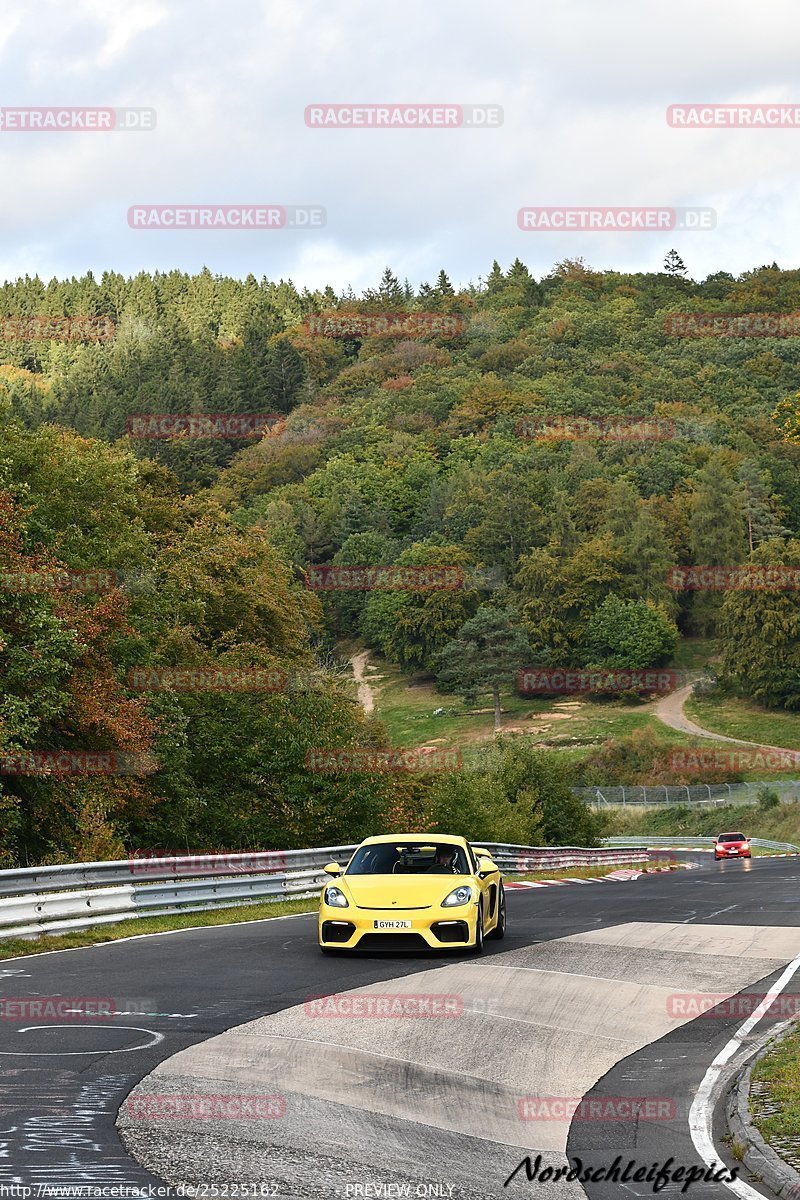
{"left": 685, "top": 695, "right": 800, "bottom": 751}
{"left": 353, "top": 647, "right": 800, "bottom": 782}
{"left": 370, "top": 655, "right": 698, "bottom": 758}
{"left": 603, "top": 800, "right": 800, "bottom": 847}
{"left": 0, "top": 896, "right": 317, "bottom": 961}
{"left": 751, "top": 1026, "right": 800, "bottom": 1151}
{"left": 373, "top": 664, "right": 552, "bottom": 747}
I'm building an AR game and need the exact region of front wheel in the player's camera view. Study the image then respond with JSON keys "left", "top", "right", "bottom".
{"left": 487, "top": 885, "right": 506, "bottom": 940}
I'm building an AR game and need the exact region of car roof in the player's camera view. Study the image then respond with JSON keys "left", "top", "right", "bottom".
{"left": 357, "top": 834, "right": 469, "bottom": 848}
{"left": 718, "top": 831, "right": 746, "bottom": 837}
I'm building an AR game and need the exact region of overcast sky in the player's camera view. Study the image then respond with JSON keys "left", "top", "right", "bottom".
{"left": 1, "top": 0, "right": 798, "bottom": 291}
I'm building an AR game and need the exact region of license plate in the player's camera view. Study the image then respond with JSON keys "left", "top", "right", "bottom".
{"left": 373, "top": 919, "right": 412, "bottom": 930}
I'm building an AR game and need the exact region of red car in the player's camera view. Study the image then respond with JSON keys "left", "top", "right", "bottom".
{"left": 714, "top": 832, "right": 751, "bottom": 860}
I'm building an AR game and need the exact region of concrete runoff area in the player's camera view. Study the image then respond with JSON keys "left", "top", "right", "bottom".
{"left": 118, "top": 922, "right": 800, "bottom": 1198}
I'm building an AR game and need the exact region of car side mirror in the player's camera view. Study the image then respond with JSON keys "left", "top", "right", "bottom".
{"left": 323, "top": 862, "right": 342, "bottom": 877}
{"left": 472, "top": 848, "right": 491, "bottom": 859}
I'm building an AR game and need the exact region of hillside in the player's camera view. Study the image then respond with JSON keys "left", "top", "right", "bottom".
{"left": 2, "top": 259, "right": 800, "bottom": 863}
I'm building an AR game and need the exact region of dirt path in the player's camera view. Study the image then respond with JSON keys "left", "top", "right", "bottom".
{"left": 654, "top": 683, "right": 797, "bottom": 754}
{"left": 350, "top": 650, "right": 375, "bottom": 715}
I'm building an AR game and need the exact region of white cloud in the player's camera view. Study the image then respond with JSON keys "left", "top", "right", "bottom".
{"left": 0, "top": 0, "right": 799, "bottom": 286}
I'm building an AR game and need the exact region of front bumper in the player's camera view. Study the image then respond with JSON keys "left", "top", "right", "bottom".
{"left": 715, "top": 848, "right": 751, "bottom": 857}
{"left": 318, "top": 903, "right": 478, "bottom": 950}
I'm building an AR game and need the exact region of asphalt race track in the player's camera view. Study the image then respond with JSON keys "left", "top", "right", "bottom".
{"left": 1, "top": 852, "right": 799, "bottom": 1200}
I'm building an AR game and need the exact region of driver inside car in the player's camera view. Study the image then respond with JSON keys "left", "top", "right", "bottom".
{"left": 427, "top": 846, "right": 459, "bottom": 873}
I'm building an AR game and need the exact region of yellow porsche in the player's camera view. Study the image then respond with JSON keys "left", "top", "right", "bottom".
{"left": 318, "top": 834, "right": 506, "bottom": 953}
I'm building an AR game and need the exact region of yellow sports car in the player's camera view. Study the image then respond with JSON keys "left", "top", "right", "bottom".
{"left": 318, "top": 834, "right": 506, "bottom": 953}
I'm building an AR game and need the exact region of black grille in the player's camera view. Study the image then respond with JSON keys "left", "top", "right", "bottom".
{"left": 431, "top": 920, "right": 470, "bottom": 944}
{"left": 356, "top": 905, "right": 430, "bottom": 911}
{"left": 356, "top": 933, "right": 429, "bottom": 950}
{"left": 321, "top": 921, "right": 355, "bottom": 943}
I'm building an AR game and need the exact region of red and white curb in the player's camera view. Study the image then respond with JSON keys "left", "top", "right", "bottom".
{"left": 507, "top": 871, "right": 643, "bottom": 889}
{"left": 505, "top": 865, "right": 695, "bottom": 890}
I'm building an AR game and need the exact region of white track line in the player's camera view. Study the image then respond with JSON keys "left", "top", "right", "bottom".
{"left": 689, "top": 948, "right": 800, "bottom": 1197}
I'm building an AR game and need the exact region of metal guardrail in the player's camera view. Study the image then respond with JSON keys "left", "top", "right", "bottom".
{"left": 576, "top": 781, "right": 800, "bottom": 807}
{"left": 604, "top": 836, "right": 800, "bottom": 852}
{"left": 482, "top": 844, "right": 648, "bottom": 873}
{"left": 0, "top": 842, "right": 650, "bottom": 941}
{"left": 0, "top": 847, "right": 348, "bottom": 898}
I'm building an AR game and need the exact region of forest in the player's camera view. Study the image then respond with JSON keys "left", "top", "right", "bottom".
{"left": 1, "top": 256, "right": 799, "bottom": 865}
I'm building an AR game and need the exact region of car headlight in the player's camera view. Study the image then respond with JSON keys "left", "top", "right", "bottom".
{"left": 442, "top": 885, "right": 473, "bottom": 907}
{"left": 324, "top": 885, "right": 349, "bottom": 908}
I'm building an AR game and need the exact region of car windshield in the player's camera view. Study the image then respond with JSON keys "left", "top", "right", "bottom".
{"left": 347, "top": 842, "right": 470, "bottom": 875}
{"left": 719, "top": 833, "right": 746, "bottom": 842}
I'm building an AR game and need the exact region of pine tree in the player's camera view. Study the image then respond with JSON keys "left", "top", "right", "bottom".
{"left": 377, "top": 268, "right": 404, "bottom": 304}
{"left": 718, "top": 539, "right": 800, "bottom": 709}
{"left": 486, "top": 261, "right": 505, "bottom": 295}
{"left": 603, "top": 478, "right": 640, "bottom": 541}
{"left": 690, "top": 459, "right": 748, "bottom": 563}
{"left": 548, "top": 489, "right": 579, "bottom": 555}
{"left": 436, "top": 606, "right": 532, "bottom": 730}
{"left": 435, "top": 270, "right": 455, "bottom": 296}
{"left": 664, "top": 249, "right": 687, "bottom": 277}
{"left": 621, "top": 504, "right": 677, "bottom": 613}
{"left": 689, "top": 458, "right": 748, "bottom": 634}
{"left": 738, "top": 460, "right": 791, "bottom": 552}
